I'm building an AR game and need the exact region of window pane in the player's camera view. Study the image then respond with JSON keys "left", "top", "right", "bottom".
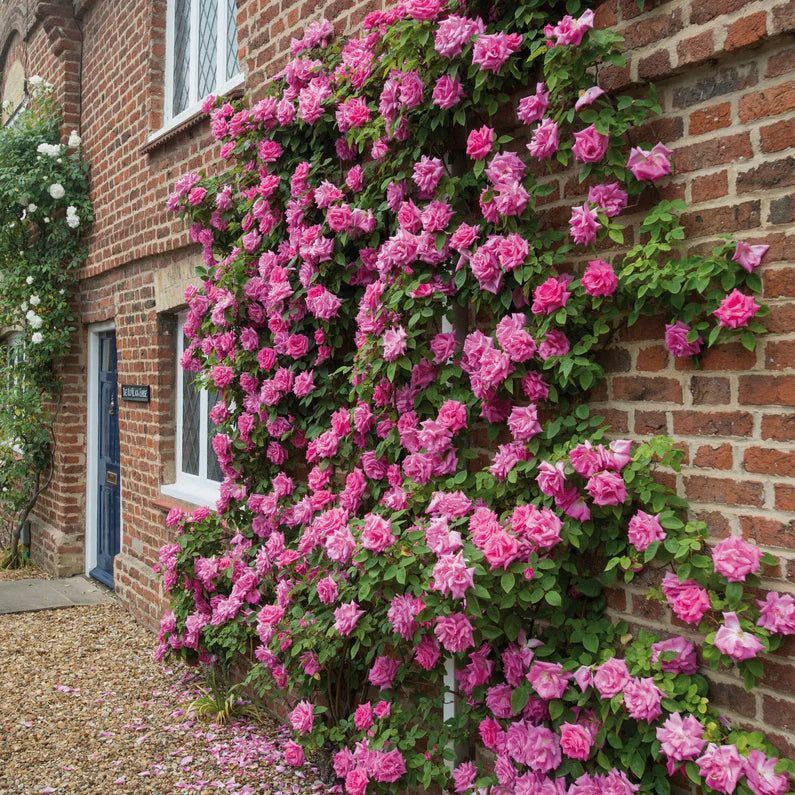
{"left": 181, "top": 369, "right": 201, "bottom": 476}
{"left": 172, "top": 0, "right": 191, "bottom": 116}
{"left": 206, "top": 389, "right": 224, "bottom": 482}
{"left": 226, "top": 0, "right": 240, "bottom": 80}
{"left": 198, "top": 0, "right": 218, "bottom": 99}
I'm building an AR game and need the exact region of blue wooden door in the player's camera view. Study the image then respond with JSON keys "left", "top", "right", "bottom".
{"left": 90, "top": 332, "right": 120, "bottom": 588}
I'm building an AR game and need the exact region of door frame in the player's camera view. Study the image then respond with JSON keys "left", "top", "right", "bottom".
{"left": 85, "top": 321, "right": 122, "bottom": 580}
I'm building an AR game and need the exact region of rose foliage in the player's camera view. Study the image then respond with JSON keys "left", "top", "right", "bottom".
{"left": 157, "top": 2, "right": 793, "bottom": 793}
{"left": 0, "top": 80, "right": 92, "bottom": 565}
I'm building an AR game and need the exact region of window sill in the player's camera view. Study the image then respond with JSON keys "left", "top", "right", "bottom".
{"left": 141, "top": 73, "right": 246, "bottom": 156}
{"left": 161, "top": 481, "right": 220, "bottom": 509}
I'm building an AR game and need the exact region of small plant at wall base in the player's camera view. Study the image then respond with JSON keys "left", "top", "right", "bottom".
{"left": 0, "top": 78, "right": 92, "bottom": 568}
{"left": 157, "top": 1, "right": 793, "bottom": 793}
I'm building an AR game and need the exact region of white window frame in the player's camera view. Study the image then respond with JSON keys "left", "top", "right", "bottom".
{"left": 158, "top": 0, "right": 244, "bottom": 136}
{"left": 161, "top": 314, "right": 221, "bottom": 508}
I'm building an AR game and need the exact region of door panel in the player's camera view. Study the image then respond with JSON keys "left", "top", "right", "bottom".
{"left": 91, "top": 332, "right": 120, "bottom": 588}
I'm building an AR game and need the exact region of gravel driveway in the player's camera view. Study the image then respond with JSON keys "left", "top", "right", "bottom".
{"left": 0, "top": 601, "right": 329, "bottom": 794}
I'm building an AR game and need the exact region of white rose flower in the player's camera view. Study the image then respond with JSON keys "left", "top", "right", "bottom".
{"left": 67, "top": 215, "right": 80, "bottom": 229}
{"left": 37, "top": 143, "right": 62, "bottom": 157}
{"left": 68, "top": 130, "right": 81, "bottom": 147}
{"left": 48, "top": 183, "right": 65, "bottom": 200}
{"left": 27, "top": 203, "right": 37, "bottom": 213}
{"left": 29, "top": 295, "right": 40, "bottom": 306}
{"left": 26, "top": 310, "right": 42, "bottom": 329}
{"left": 21, "top": 302, "right": 28, "bottom": 312}
{"left": 31, "top": 332, "right": 43, "bottom": 344}
{"left": 28, "top": 75, "right": 44, "bottom": 87}
{"left": 25, "top": 276, "right": 34, "bottom": 285}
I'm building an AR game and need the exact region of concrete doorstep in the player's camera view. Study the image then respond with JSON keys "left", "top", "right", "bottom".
{"left": 0, "top": 576, "right": 114, "bottom": 614}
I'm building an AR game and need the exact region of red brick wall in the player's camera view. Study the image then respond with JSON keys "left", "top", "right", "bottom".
{"left": 0, "top": 0, "right": 792, "bottom": 756}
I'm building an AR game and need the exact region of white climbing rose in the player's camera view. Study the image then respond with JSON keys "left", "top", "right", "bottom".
{"left": 31, "top": 332, "right": 43, "bottom": 344}
{"left": 29, "top": 295, "right": 41, "bottom": 306}
{"left": 68, "top": 130, "right": 81, "bottom": 147}
{"left": 48, "top": 183, "right": 65, "bottom": 200}
{"left": 37, "top": 143, "right": 62, "bottom": 157}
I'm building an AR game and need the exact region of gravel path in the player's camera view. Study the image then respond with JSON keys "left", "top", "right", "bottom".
{"left": 0, "top": 602, "right": 329, "bottom": 794}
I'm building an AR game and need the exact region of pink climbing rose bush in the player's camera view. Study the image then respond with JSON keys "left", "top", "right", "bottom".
{"left": 156, "top": 2, "right": 789, "bottom": 794}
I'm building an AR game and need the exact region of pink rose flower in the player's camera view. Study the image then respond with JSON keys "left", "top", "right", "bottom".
{"left": 345, "top": 768, "right": 369, "bottom": 795}
{"left": 289, "top": 701, "right": 314, "bottom": 734}
{"left": 569, "top": 203, "right": 601, "bottom": 245}
{"left": 372, "top": 748, "right": 406, "bottom": 783}
{"left": 623, "top": 676, "right": 663, "bottom": 722}
{"left": 744, "top": 750, "right": 789, "bottom": 795}
{"left": 651, "top": 637, "right": 698, "bottom": 675}
{"left": 585, "top": 471, "right": 626, "bottom": 506}
{"left": 538, "top": 329, "right": 570, "bottom": 360}
{"left": 712, "top": 534, "right": 762, "bottom": 581}
{"left": 593, "top": 657, "right": 630, "bottom": 698}
{"left": 536, "top": 460, "right": 566, "bottom": 498}
{"left": 369, "top": 656, "right": 400, "bottom": 689}
{"left": 316, "top": 575, "right": 338, "bottom": 604}
{"left": 360, "top": 513, "right": 396, "bottom": 553}
{"left": 531, "top": 276, "right": 571, "bottom": 315}
{"left": 467, "top": 125, "right": 495, "bottom": 159}
{"left": 353, "top": 702, "right": 373, "bottom": 731}
{"left": 527, "top": 661, "right": 570, "bottom": 700}
{"left": 588, "top": 182, "right": 627, "bottom": 217}
{"left": 696, "top": 744, "right": 744, "bottom": 794}
{"left": 472, "top": 32, "right": 523, "bottom": 73}
{"left": 581, "top": 259, "right": 618, "bottom": 297}
{"left": 434, "top": 612, "right": 475, "bottom": 653}
{"left": 627, "top": 510, "right": 666, "bottom": 551}
{"left": 572, "top": 124, "right": 609, "bottom": 163}
{"left": 656, "top": 712, "right": 705, "bottom": 764}
{"left": 284, "top": 741, "right": 305, "bottom": 766}
{"left": 498, "top": 233, "right": 529, "bottom": 271}
{"left": 559, "top": 722, "right": 593, "bottom": 761}
{"left": 334, "top": 601, "right": 364, "bottom": 635}
{"left": 434, "top": 14, "right": 484, "bottom": 57}
{"left": 626, "top": 142, "right": 672, "bottom": 181}
{"left": 665, "top": 320, "right": 703, "bottom": 357}
{"left": 414, "top": 635, "right": 441, "bottom": 670}
{"left": 713, "top": 288, "right": 760, "bottom": 328}
{"left": 517, "top": 83, "right": 549, "bottom": 124}
{"left": 412, "top": 155, "right": 443, "bottom": 193}
{"left": 548, "top": 9, "right": 594, "bottom": 47}
{"left": 383, "top": 326, "right": 408, "bottom": 361}
{"left": 527, "top": 118, "right": 559, "bottom": 160}
{"left": 661, "top": 572, "right": 711, "bottom": 625}
{"left": 432, "top": 551, "right": 475, "bottom": 600}
{"left": 714, "top": 611, "right": 765, "bottom": 661}
{"left": 404, "top": 0, "right": 443, "bottom": 20}
{"left": 732, "top": 241, "right": 769, "bottom": 273}
{"left": 453, "top": 761, "right": 478, "bottom": 793}
{"left": 432, "top": 75, "right": 466, "bottom": 108}
{"left": 756, "top": 591, "right": 795, "bottom": 635}
{"left": 507, "top": 405, "right": 542, "bottom": 442}
{"left": 524, "top": 726, "right": 562, "bottom": 774}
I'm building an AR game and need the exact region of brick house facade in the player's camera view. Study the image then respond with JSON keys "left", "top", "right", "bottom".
{"left": 0, "top": 0, "right": 793, "bottom": 756}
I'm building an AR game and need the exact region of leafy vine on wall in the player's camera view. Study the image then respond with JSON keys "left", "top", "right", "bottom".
{"left": 0, "top": 79, "right": 92, "bottom": 567}
{"left": 157, "top": 2, "right": 792, "bottom": 793}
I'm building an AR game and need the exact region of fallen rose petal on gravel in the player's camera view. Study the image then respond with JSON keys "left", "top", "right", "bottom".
{"left": 0, "top": 602, "right": 329, "bottom": 794}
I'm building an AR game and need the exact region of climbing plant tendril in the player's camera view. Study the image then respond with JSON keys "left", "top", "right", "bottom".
{"left": 156, "top": 2, "right": 794, "bottom": 793}
{"left": 0, "top": 80, "right": 92, "bottom": 568}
